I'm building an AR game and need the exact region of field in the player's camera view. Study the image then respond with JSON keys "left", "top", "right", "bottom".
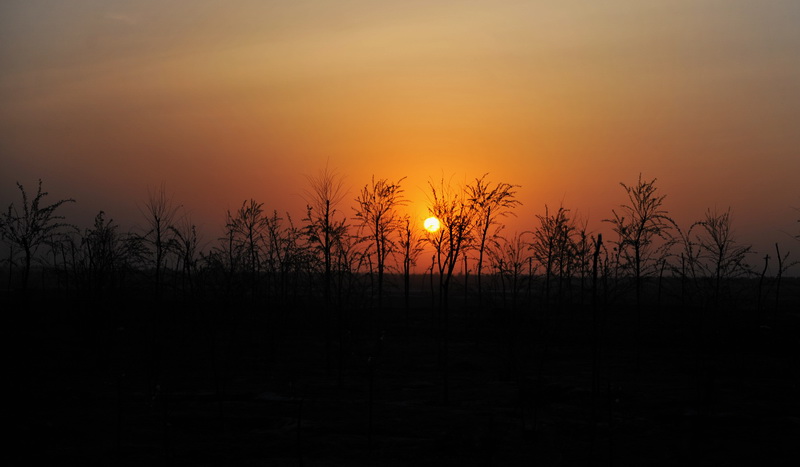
{"left": 13, "top": 275, "right": 800, "bottom": 466}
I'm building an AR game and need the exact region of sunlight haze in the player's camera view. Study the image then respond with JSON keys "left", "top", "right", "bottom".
{"left": 2, "top": 0, "right": 798, "bottom": 258}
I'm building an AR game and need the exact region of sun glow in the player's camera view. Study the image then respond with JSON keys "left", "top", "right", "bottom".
{"left": 423, "top": 216, "right": 441, "bottom": 233}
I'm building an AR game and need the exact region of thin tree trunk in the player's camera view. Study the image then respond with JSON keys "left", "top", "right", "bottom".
{"left": 23, "top": 245, "right": 32, "bottom": 292}
{"left": 757, "top": 254, "right": 769, "bottom": 324}
{"left": 775, "top": 243, "right": 784, "bottom": 313}
{"left": 591, "top": 234, "right": 602, "bottom": 425}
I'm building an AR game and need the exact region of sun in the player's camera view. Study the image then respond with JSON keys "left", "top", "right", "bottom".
{"left": 423, "top": 216, "right": 441, "bottom": 233}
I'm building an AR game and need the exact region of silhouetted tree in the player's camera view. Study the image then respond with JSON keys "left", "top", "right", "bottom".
{"left": 228, "top": 199, "right": 268, "bottom": 298}
{"left": 427, "top": 177, "right": 476, "bottom": 308}
{"left": 263, "top": 211, "right": 307, "bottom": 303}
{"left": 489, "top": 232, "right": 530, "bottom": 311}
{"left": 170, "top": 214, "right": 200, "bottom": 298}
{"left": 353, "top": 176, "right": 407, "bottom": 309}
{"left": 42, "top": 231, "right": 72, "bottom": 291}
{"left": 695, "top": 207, "right": 752, "bottom": 303}
{"left": 73, "top": 211, "right": 129, "bottom": 294}
{"left": 207, "top": 210, "right": 246, "bottom": 294}
{"left": 304, "top": 166, "right": 347, "bottom": 306}
{"left": 1, "top": 180, "right": 75, "bottom": 291}
{"left": 140, "top": 183, "right": 179, "bottom": 297}
{"left": 605, "top": 174, "right": 673, "bottom": 308}
{"left": 398, "top": 215, "right": 425, "bottom": 315}
{"left": 771, "top": 243, "right": 796, "bottom": 313}
{"left": 530, "top": 205, "right": 575, "bottom": 307}
{"left": 332, "top": 229, "right": 369, "bottom": 307}
{"left": 672, "top": 218, "right": 703, "bottom": 304}
{"left": 466, "top": 174, "right": 520, "bottom": 306}
{"left": 571, "top": 220, "right": 595, "bottom": 305}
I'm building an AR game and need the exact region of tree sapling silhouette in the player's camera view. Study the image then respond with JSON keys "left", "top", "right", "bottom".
{"left": 1, "top": 180, "right": 75, "bottom": 291}
{"left": 353, "top": 176, "right": 407, "bottom": 311}
{"left": 488, "top": 232, "right": 530, "bottom": 312}
{"left": 694, "top": 207, "right": 752, "bottom": 305}
{"left": 427, "top": 177, "right": 477, "bottom": 309}
{"left": 170, "top": 214, "right": 200, "bottom": 298}
{"left": 605, "top": 174, "right": 674, "bottom": 308}
{"left": 529, "top": 204, "right": 575, "bottom": 308}
{"left": 398, "top": 215, "right": 425, "bottom": 316}
{"left": 304, "top": 166, "right": 347, "bottom": 307}
{"left": 228, "top": 199, "right": 269, "bottom": 299}
{"left": 466, "top": 174, "right": 520, "bottom": 306}
{"left": 140, "top": 183, "right": 180, "bottom": 297}
{"left": 74, "top": 211, "right": 128, "bottom": 295}
{"left": 771, "top": 243, "right": 797, "bottom": 313}
{"left": 672, "top": 219, "right": 703, "bottom": 306}
{"left": 262, "top": 210, "right": 307, "bottom": 304}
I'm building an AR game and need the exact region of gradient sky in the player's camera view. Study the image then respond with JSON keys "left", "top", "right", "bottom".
{"left": 1, "top": 0, "right": 799, "bottom": 262}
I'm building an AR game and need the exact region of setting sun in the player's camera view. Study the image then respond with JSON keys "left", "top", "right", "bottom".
{"left": 424, "top": 216, "right": 441, "bottom": 233}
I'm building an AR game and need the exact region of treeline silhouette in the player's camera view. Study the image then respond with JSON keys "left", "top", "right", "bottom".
{"left": 5, "top": 171, "right": 799, "bottom": 465}
{"left": 2, "top": 173, "right": 796, "bottom": 308}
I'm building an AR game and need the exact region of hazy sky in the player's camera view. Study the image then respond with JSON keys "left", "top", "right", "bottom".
{"left": 1, "top": 0, "right": 798, "bottom": 258}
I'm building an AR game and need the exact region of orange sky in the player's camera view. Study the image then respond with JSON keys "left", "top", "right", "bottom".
{"left": 1, "top": 1, "right": 798, "bottom": 263}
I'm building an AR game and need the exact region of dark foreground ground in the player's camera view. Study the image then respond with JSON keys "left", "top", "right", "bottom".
{"left": 12, "top": 279, "right": 800, "bottom": 466}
